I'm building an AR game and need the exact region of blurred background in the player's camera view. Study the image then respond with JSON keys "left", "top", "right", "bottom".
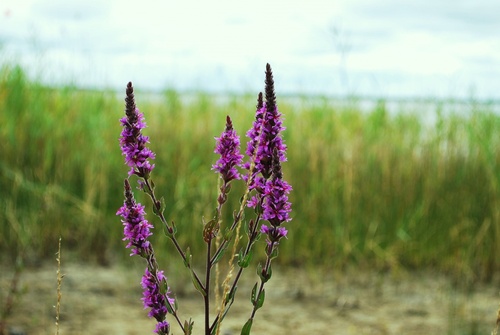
{"left": 0, "top": 1, "right": 499, "bottom": 334}
{"left": 2, "top": 0, "right": 500, "bottom": 98}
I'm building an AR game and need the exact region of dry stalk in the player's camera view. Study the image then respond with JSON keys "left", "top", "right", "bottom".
{"left": 492, "top": 304, "right": 500, "bottom": 335}
{"left": 55, "top": 237, "right": 64, "bottom": 335}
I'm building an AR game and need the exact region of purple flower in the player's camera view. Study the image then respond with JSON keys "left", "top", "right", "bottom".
{"left": 260, "top": 149, "right": 292, "bottom": 245}
{"left": 260, "top": 225, "right": 288, "bottom": 240}
{"left": 116, "top": 179, "right": 153, "bottom": 256}
{"left": 262, "top": 176, "right": 292, "bottom": 225}
{"left": 255, "top": 64, "right": 287, "bottom": 179}
{"left": 119, "top": 82, "right": 156, "bottom": 178}
{"left": 141, "top": 268, "right": 174, "bottom": 334}
{"left": 244, "top": 92, "right": 264, "bottom": 167}
{"left": 212, "top": 115, "right": 244, "bottom": 182}
{"left": 245, "top": 64, "right": 288, "bottom": 210}
{"left": 155, "top": 321, "right": 170, "bottom": 335}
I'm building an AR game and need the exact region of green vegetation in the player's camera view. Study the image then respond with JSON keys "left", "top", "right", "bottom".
{"left": 0, "top": 64, "right": 498, "bottom": 280}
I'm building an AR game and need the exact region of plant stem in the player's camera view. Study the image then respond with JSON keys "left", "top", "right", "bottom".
{"left": 143, "top": 178, "right": 205, "bottom": 291}
{"left": 205, "top": 240, "right": 212, "bottom": 335}
{"left": 248, "top": 241, "right": 276, "bottom": 322}
{"left": 210, "top": 209, "right": 263, "bottom": 333}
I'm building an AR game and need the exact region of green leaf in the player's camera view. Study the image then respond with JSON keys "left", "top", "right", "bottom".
{"left": 225, "top": 285, "right": 238, "bottom": 304}
{"left": 250, "top": 282, "right": 258, "bottom": 305}
{"left": 237, "top": 249, "right": 253, "bottom": 268}
{"left": 256, "top": 263, "right": 264, "bottom": 282}
{"left": 241, "top": 319, "right": 253, "bottom": 335}
{"left": 184, "top": 319, "right": 194, "bottom": 335}
{"left": 191, "top": 270, "right": 206, "bottom": 297}
{"left": 212, "top": 243, "right": 228, "bottom": 265}
{"left": 164, "top": 221, "right": 177, "bottom": 238}
{"left": 166, "top": 299, "right": 176, "bottom": 314}
{"left": 183, "top": 247, "right": 192, "bottom": 268}
{"left": 237, "top": 248, "right": 244, "bottom": 267}
{"left": 257, "top": 263, "right": 272, "bottom": 283}
{"left": 223, "top": 227, "right": 233, "bottom": 241}
{"left": 264, "top": 264, "right": 272, "bottom": 282}
{"left": 159, "top": 277, "right": 168, "bottom": 295}
{"left": 152, "top": 203, "right": 160, "bottom": 216}
{"left": 255, "top": 288, "right": 265, "bottom": 310}
{"left": 270, "top": 246, "right": 279, "bottom": 260}
{"left": 152, "top": 196, "right": 166, "bottom": 217}
{"left": 253, "top": 231, "right": 262, "bottom": 242}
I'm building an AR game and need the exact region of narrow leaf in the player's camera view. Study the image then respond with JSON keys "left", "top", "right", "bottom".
{"left": 255, "top": 288, "right": 265, "bottom": 310}
{"left": 191, "top": 270, "right": 206, "bottom": 297}
{"left": 241, "top": 319, "right": 253, "bottom": 335}
{"left": 184, "top": 319, "right": 194, "bottom": 335}
{"left": 223, "top": 227, "right": 233, "bottom": 241}
{"left": 183, "top": 247, "right": 192, "bottom": 268}
{"left": 213, "top": 241, "right": 230, "bottom": 264}
{"left": 250, "top": 282, "right": 258, "bottom": 305}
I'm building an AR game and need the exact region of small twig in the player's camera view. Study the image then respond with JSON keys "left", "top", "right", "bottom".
{"left": 55, "top": 237, "right": 64, "bottom": 335}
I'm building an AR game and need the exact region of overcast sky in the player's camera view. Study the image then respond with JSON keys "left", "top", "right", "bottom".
{"left": 1, "top": 0, "right": 500, "bottom": 99}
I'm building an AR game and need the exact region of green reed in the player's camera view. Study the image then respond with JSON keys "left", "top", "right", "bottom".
{"left": 0, "top": 64, "right": 498, "bottom": 280}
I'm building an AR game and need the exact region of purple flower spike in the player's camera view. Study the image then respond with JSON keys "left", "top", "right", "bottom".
{"left": 246, "top": 64, "right": 288, "bottom": 209}
{"left": 244, "top": 92, "right": 264, "bottom": 165}
{"left": 141, "top": 268, "right": 174, "bottom": 334}
{"left": 119, "top": 82, "right": 156, "bottom": 178}
{"left": 261, "top": 149, "right": 292, "bottom": 245}
{"left": 116, "top": 179, "right": 154, "bottom": 256}
{"left": 212, "top": 115, "right": 244, "bottom": 182}
{"left": 256, "top": 64, "right": 287, "bottom": 179}
{"left": 262, "top": 176, "right": 292, "bottom": 226}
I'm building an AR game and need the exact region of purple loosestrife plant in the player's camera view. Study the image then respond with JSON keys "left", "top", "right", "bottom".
{"left": 116, "top": 65, "right": 292, "bottom": 335}
{"left": 117, "top": 179, "right": 176, "bottom": 335}
{"left": 238, "top": 65, "right": 292, "bottom": 335}
{"left": 117, "top": 83, "right": 189, "bottom": 335}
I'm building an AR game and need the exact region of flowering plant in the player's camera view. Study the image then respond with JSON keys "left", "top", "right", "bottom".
{"left": 117, "top": 64, "right": 292, "bottom": 335}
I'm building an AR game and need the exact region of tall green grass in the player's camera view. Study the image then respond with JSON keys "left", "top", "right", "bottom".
{"left": 0, "top": 64, "right": 498, "bottom": 280}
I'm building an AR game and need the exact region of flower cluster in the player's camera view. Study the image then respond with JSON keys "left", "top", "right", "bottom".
{"left": 245, "top": 64, "right": 292, "bottom": 247}
{"left": 244, "top": 92, "right": 264, "bottom": 164}
{"left": 253, "top": 64, "right": 287, "bottom": 179}
{"left": 260, "top": 150, "right": 292, "bottom": 246}
{"left": 116, "top": 179, "right": 153, "bottom": 257}
{"left": 119, "top": 82, "right": 156, "bottom": 178}
{"left": 212, "top": 115, "right": 244, "bottom": 182}
{"left": 246, "top": 63, "right": 291, "bottom": 209}
{"left": 141, "top": 268, "right": 175, "bottom": 335}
